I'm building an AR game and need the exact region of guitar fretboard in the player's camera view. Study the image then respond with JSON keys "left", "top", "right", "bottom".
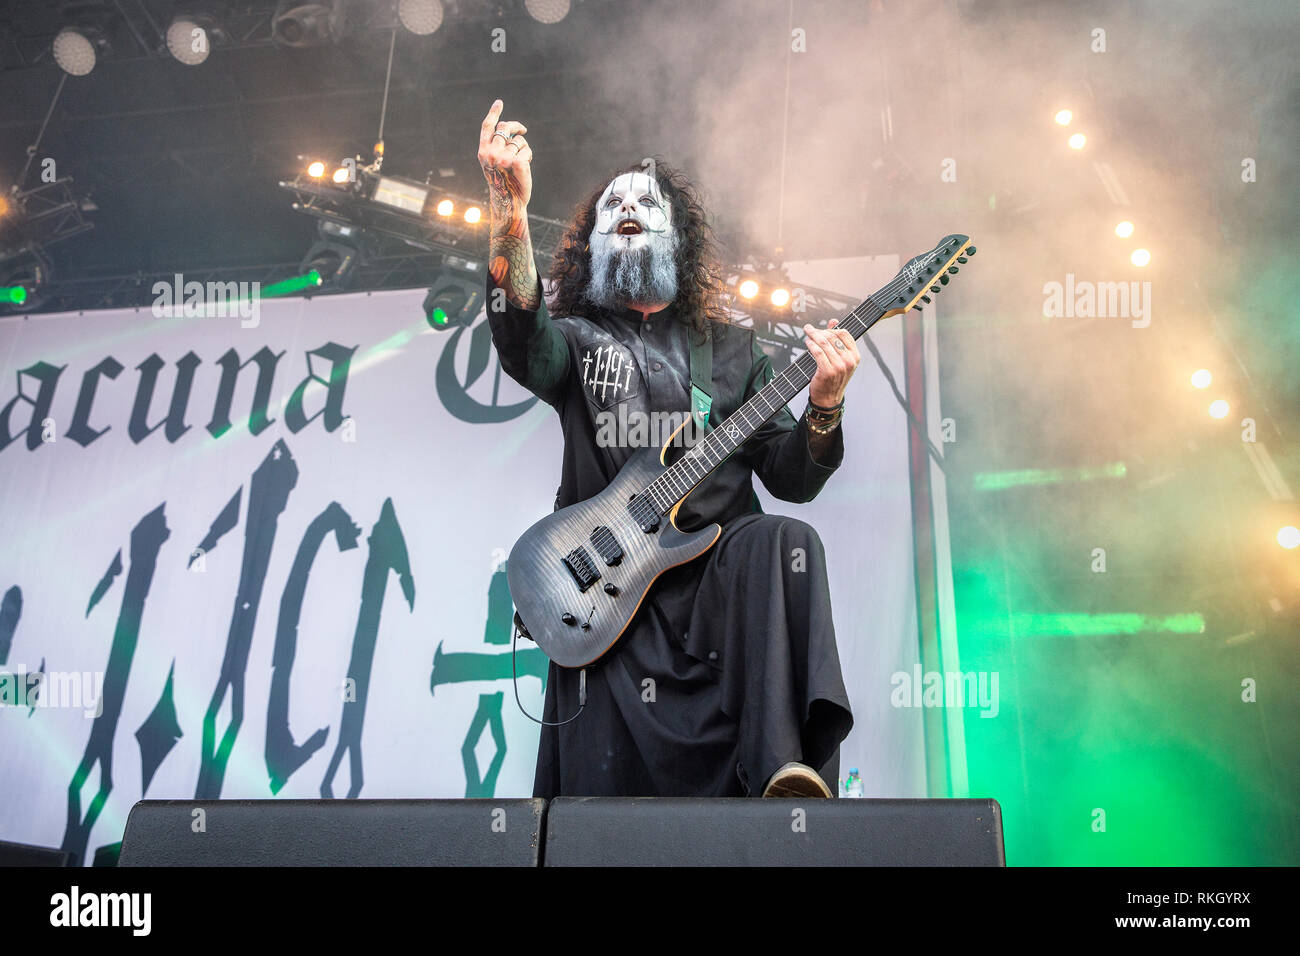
{"left": 639, "top": 294, "right": 890, "bottom": 515}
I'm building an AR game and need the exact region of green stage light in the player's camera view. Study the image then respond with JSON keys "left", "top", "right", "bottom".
{"left": 974, "top": 462, "right": 1127, "bottom": 491}
{"left": 2, "top": 285, "right": 28, "bottom": 305}
{"left": 968, "top": 612, "right": 1206, "bottom": 639}
{"left": 261, "top": 271, "right": 323, "bottom": 299}
{"left": 431, "top": 307, "right": 448, "bottom": 326}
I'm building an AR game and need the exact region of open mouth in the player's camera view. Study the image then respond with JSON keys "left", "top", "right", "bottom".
{"left": 616, "top": 219, "right": 643, "bottom": 236}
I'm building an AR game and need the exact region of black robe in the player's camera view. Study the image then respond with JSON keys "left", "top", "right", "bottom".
{"left": 488, "top": 276, "right": 854, "bottom": 797}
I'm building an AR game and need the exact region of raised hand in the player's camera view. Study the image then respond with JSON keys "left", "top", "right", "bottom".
{"left": 478, "top": 98, "right": 532, "bottom": 207}
{"left": 476, "top": 99, "right": 539, "bottom": 309}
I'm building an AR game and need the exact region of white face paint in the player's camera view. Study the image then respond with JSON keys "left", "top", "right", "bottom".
{"left": 591, "top": 172, "right": 673, "bottom": 254}
{"left": 585, "top": 171, "right": 680, "bottom": 310}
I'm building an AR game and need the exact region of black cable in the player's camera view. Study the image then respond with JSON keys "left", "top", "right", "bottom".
{"left": 512, "top": 622, "right": 586, "bottom": 726}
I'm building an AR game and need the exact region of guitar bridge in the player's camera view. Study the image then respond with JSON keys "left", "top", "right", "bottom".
{"left": 562, "top": 546, "right": 601, "bottom": 592}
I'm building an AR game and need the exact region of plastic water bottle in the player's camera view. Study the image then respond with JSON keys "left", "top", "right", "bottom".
{"left": 841, "top": 767, "right": 864, "bottom": 798}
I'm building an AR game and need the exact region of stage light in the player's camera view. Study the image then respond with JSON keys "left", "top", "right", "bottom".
{"left": 53, "top": 28, "right": 99, "bottom": 76}
{"left": 272, "top": 2, "right": 344, "bottom": 48}
{"left": 307, "top": 161, "right": 326, "bottom": 178}
{"left": 1114, "top": 220, "right": 1134, "bottom": 238}
{"left": 332, "top": 166, "right": 350, "bottom": 185}
{"left": 770, "top": 288, "right": 790, "bottom": 307}
{"left": 300, "top": 238, "right": 359, "bottom": 290}
{"left": 1054, "top": 109, "right": 1073, "bottom": 126}
{"left": 373, "top": 176, "right": 429, "bottom": 214}
{"left": 464, "top": 206, "right": 482, "bottom": 223}
{"left": 2, "top": 286, "right": 27, "bottom": 305}
{"left": 1130, "top": 248, "right": 1151, "bottom": 267}
{"left": 436, "top": 199, "right": 454, "bottom": 216}
{"left": 167, "top": 16, "right": 222, "bottom": 65}
{"left": 1278, "top": 526, "right": 1300, "bottom": 550}
{"left": 0, "top": 255, "right": 50, "bottom": 313}
{"left": 398, "top": 0, "right": 444, "bottom": 35}
{"left": 1191, "top": 369, "right": 1212, "bottom": 389}
{"left": 525, "top": 0, "right": 571, "bottom": 24}
{"left": 0, "top": 195, "right": 9, "bottom": 217}
{"left": 1208, "top": 399, "right": 1229, "bottom": 419}
{"left": 1067, "top": 133, "right": 1086, "bottom": 150}
{"left": 423, "top": 273, "right": 485, "bottom": 331}
{"left": 738, "top": 279, "right": 759, "bottom": 299}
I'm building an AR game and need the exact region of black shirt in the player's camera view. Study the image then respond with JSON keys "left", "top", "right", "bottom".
{"left": 486, "top": 275, "right": 843, "bottom": 530}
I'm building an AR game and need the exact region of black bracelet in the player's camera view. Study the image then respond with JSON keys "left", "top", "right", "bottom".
{"left": 808, "top": 397, "right": 845, "bottom": 414}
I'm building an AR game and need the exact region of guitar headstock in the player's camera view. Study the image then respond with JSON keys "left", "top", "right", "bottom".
{"left": 880, "top": 234, "right": 976, "bottom": 317}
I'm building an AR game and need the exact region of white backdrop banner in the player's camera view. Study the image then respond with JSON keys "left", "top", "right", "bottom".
{"left": 0, "top": 262, "right": 933, "bottom": 864}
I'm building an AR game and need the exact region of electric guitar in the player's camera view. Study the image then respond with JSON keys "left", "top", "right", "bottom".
{"left": 509, "top": 234, "right": 976, "bottom": 668}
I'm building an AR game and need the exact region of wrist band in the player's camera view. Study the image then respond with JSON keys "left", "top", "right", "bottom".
{"left": 808, "top": 397, "right": 845, "bottom": 414}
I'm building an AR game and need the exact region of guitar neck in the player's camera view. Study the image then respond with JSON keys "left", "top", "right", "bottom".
{"left": 641, "top": 294, "right": 889, "bottom": 515}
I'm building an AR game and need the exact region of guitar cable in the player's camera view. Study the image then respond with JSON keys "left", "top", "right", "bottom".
{"left": 512, "top": 616, "right": 586, "bottom": 726}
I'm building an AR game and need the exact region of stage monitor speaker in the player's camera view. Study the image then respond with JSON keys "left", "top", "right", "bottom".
{"left": 0, "top": 839, "right": 72, "bottom": 867}
{"left": 544, "top": 797, "right": 1005, "bottom": 866}
{"left": 119, "top": 799, "right": 545, "bottom": 867}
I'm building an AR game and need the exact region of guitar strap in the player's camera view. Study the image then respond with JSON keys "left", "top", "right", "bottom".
{"left": 689, "top": 325, "right": 713, "bottom": 433}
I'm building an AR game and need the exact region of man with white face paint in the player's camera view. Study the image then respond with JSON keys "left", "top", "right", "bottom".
{"left": 478, "top": 100, "right": 857, "bottom": 800}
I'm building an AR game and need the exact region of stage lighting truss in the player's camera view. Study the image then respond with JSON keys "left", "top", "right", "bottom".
{"left": 723, "top": 267, "right": 868, "bottom": 360}
{"left": 279, "top": 158, "right": 569, "bottom": 271}
{"left": 0, "top": 179, "right": 96, "bottom": 267}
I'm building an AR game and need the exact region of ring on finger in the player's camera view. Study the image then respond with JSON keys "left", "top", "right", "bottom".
{"left": 491, "top": 130, "right": 513, "bottom": 142}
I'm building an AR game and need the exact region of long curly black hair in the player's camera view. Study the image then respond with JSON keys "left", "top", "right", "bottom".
{"left": 546, "top": 159, "right": 732, "bottom": 340}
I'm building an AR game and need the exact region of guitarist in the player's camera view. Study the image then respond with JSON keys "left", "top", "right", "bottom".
{"left": 477, "top": 100, "right": 857, "bottom": 799}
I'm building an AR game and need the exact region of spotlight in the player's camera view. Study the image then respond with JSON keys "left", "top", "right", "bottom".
{"left": 299, "top": 238, "right": 359, "bottom": 289}
{"left": 436, "top": 199, "right": 454, "bottom": 216}
{"left": 1054, "top": 109, "right": 1072, "bottom": 126}
{"left": 1208, "top": 399, "right": 1229, "bottom": 419}
{"left": 1130, "top": 248, "right": 1151, "bottom": 267}
{"left": 167, "top": 15, "right": 226, "bottom": 65}
{"left": 770, "top": 288, "right": 790, "bottom": 307}
{"left": 0, "top": 255, "right": 51, "bottom": 313}
{"left": 332, "top": 166, "right": 351, "bottom": 185}
{"left": 738, "top": 279, "right": 758, "bottom": 299}
{"left": 398, "top": 0, "right": 444, "bottom": 35}
{"left": 422, "top": 272, "right": 484, "bottom": 331}
{"left": 1067, "top": 133, "right": 1086, "bottom": 150}
{"left": 307, "top": 161, "right": 326, "bottom": 178}
{"left": 464, "top": 206, "right": 481, "bottom": 223}
{"left": 1190, "top": 369, "right": 1212, "bottom": 389}
{"left": 1278, "top": 526, "right": 1300, "bottom": 550}
{"left": 1114, "top": 220, "right": 1134, "bottom": 238}
{"left": 525, "top": 0, "right": 571, "bottom": 24}
{"left": 52, "top": 27, "right": 103, "bottom": 76}
{"left": 272, "top": 2, "right": 346, "bottom": 48}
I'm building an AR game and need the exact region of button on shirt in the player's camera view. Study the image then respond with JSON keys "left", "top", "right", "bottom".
{"left": 486, "top": 275, "right": 844, "bottom": 531}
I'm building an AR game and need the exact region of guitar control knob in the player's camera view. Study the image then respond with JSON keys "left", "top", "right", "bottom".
{"left": 603, "top": 583, "right": 619, "bottom": 596}
{"left": 561, "top": 612, "right": 577, "bottom": 626}
{"left": 581, "top": 622, "right": 591, "bottom": 631}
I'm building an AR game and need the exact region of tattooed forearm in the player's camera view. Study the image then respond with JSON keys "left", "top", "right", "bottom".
{"left": 486, "top": 167, "right": 540, "bottom": 310}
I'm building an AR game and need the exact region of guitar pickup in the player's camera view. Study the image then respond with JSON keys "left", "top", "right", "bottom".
{"left": 562, "top": 546, "right": 601, "bottom": 592}
{"left": 589, "top": 526, "right": 624, "bottom": 566}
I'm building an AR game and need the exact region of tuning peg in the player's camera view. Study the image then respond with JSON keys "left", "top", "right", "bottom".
{"left": 939, "top": 275, "right": 949, "bottom": 285}
{"left": 948, "top": 266, "right": 959, "bottom": 274}
{"left": 930, "top": 285, "right": 940, "bottom": 293}
{"left": 957, "top": 256, "right": 968, "bottom": 263}
{"left": 920, "top": 295, "right": 932, "bottom": 304}
{"left": 966, "top": 246, "right": 976, "bottom": 255}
